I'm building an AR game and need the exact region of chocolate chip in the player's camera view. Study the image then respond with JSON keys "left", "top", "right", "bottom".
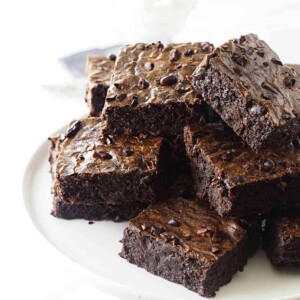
{"left": 258, "top": 159, "right": 276, "bottom": 173}
{"left": 106, "top": 95, "right": 116, "bottom": 102}
{"left": 231, "top": 53, "right": 247, "bottom": 67}
{"left": 257, "top": 50, "right": 265, "bottom": 57}
{"left": 114, "top": 215, "right": 121, "bottom": 222}
{"left": 224, "top": 178, "right": 235, "bottom": 189}
{"left": 168, "top": 219, "right": 180, "bottom": 227}
{"left": 261, "top": 92, "right": 275, "bottom": 100}
{"left": 283, "top": 75, "right": 296, "bottom": 88}
{"left": 109, "top": 54, "right": 116, "bottom": 61}
{"left": 160, "top": 75, "right": 177, "bottom": 86}
{"left": 116, "top": 93, "right": 127, "bottom": 101}
{"left": 66, "top": 120, "right": 81, "bottom": 138}
{"left": 184, "top": 49, "right": 194, "bottom": 56}
{"left": 292, "top": 139, "right": 300, "bottom": 149}
{"left": 201, "top": 42, "right": 214, "bottom": 53}
{"left": 212, "top": 231, "right": 223, "bottom": 243}
{"left": 123, "top": 147, "right": 134, "bottom": 156}
{"left": 129, "top": 94, "right": 139, "bottom": 107}
{"left": 235, "top": 176, "right": 246, "bottom": 183}
{"left": 183, "top": 232, "right": 191, "bottom": 240}
{"left": 150, "top": 226, "right": 164, "bottom": 236}
{"left": 169, "top": 49, "right": 181, "bottom": 61}
{"left": 250, "top": 105, "right": 267, "bottom": 115}
{"left": 221, "top": 151, "right": 233, "bottom": 162}
{"left": 114, "top": 81, "right": 125, "bottom": 90}
{"left": 263, "top": 62, "right": 269, "bottom": 67}
{"left": 271, "top": 58, "right": 283, "bottom": 66}
{"left": 136, "top": 43, "right": 145, "bottom": 50}
{"left": 144, "top": 62, "right": 154, "bottom": 71}
{"left": 156, "top": 41, "right": 164, "bottom": 51}
{"left": 233, "top": 67, "right": 243, "bottom": 76}
{"left": 93, "top": 151, "right": 112, "bottom": 160}
{"left": 196, "top": 227, "right": 208, "bottom": 236}
{"left": 137, "top": 78, "right": 149, "bottom": 89}
{"left": 261, "top": 82, "right": 278, "bottom": 94}
{"left": 282, "top": 113, "right": 291, "bottom": 120}
{"left": 211, "top": 247, "right": 220, "bottom": 253}
{"left": 176, "top": 86, "right": 190, "bottom": 93}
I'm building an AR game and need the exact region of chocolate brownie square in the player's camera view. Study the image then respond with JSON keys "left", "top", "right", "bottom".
{"left": 263, "top": 210, "right": 300, "bottom": 266}
{"left": 102, "top": 41, "right": 214, "bottom": 137}
{"left": 184, "top": 123, "right": 300, "bottom": 217}
{"left": 85, "top": 55, "right": 115, "bottom": 116}
{"left": 120, "top": 195, "right": 260, "bottom": 297}
{"left": 50, "top": 118, "right": 166, "bottom": 220}
{"left": 193, "top": 34, "right": 300, "bottom": 151}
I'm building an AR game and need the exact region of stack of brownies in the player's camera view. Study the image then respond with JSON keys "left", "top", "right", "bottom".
{"left": 49, "top": 34, "right": 300, "bottom": 297}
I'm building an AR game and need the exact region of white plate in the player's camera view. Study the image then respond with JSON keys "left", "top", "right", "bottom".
{"left": 23, "top": 123, "right": 300, "bottom": 300}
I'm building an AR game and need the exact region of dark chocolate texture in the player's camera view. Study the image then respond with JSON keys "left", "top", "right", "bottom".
{"left": 184, "top": 123, "right": 300, "bottom": 217}
{"left": 120, "top": 196, "right": 260, "bottom": 297}
{"left": 193, "top": 34, "right": 300, "bottom": 151}
{"left": 51, "top": 118, "right": 165, "bottom": 210}
{"left": 263, "top": 210, "right": 300, "bottom": 266}
{"left": 102, "top": 42, "right": 214, "bottom": 137}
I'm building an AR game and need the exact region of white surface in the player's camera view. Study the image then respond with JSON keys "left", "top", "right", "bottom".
{"left": 1, "top": 0, "right": 300, "bottom": 299}
{"left": 23, "top": 128, "right": 300, "bottom": 300}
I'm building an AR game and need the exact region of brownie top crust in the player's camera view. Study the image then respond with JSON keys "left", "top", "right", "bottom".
{"left": 128, "top": 197, "right": 249, "bottom": 262}
{"left": 185, "top": 123, "right": 300, "bottom": 186}
{"left": 195, "top": 34, "right": 300, "bottom": 127}
{"left": 86, "top": 55, "right": 115, "bottom": 83}
{"left": 103, "top": 41, "right": 214, "bottom": 109}
{"left": 55, "top": 118, "right": 163, "bottom": 177}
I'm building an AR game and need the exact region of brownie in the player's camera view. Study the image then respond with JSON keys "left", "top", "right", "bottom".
{"left": 184, "top": 123, "right": 300, "bottom": 217}
{"left": 51, "top": 118, "right": 165, "bottom": 211}
{"left": 120, "top": 197, "right": 260, "bottom": 297}
{"left": 102, "top": 41, "right": 214, "bottom": 137}
{"left": 85, "top": 55, "right": 115, "bottom": 116}
{"left": 193, "top": 34, "right": 300, "bottom": 152}
{"left": 52, "top": 196, "right": 149, "bottom": 221}
{"left": 287, "top": 64, "right": 300, "bottom": 77}
{"left": 263, "top": 210, "right": 300, "bottom": 266}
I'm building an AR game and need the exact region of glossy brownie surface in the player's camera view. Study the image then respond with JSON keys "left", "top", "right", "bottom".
{"left": 104, "top": 42, "right": 214, "bottom": 108}
{"left": 129, "top": 197, "right": 248, "bottom": 261}
{"left": 56, "top": 118, "right": 163, "bottom": 177}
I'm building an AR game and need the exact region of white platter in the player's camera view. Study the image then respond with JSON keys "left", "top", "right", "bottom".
{"left": 23, "top": 123, "right": 300, "bottom": 300}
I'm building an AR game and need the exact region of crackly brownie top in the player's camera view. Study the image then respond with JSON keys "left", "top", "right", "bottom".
{"left": 129, "top": 197, "right": 249, "bottom": 261}
{"left": 185, "top": 123, "right": 300, "bottom": 188}
{"left": 196, "top": 34, "right": 300, "bottom": 126}
{"left": 86, "top": 55, "right": 115, "bottom": 84}
{"left": 55, "top": 118, "right": 163, "bottom": 176}
{"left": 103, "top": 41, "right": 214, "bottom": 109}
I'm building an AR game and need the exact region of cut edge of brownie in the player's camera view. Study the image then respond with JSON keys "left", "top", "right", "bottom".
{"left": 102, "top": 101, "right": 207, "bottom": 137}
{"left": 120, "top": 216, "right": 260, "bottom": 298}
{"left": 85, "top": 82, "right": 110, "bottom": 117}
{"left": 193, "top": 64, "right": 299, "bottom": 152}
{"left": 184, "top": 124, "right": 300, "bottom": 217}
{"left": 263, "top": 210, "right": 300, "bottom": 266}
{"left": 52, "top": 196, "right": 149, "bottom": 221}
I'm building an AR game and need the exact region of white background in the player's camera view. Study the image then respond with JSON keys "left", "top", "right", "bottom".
{"left": 1, "top": 0, "right": 300, "bottom": 299}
